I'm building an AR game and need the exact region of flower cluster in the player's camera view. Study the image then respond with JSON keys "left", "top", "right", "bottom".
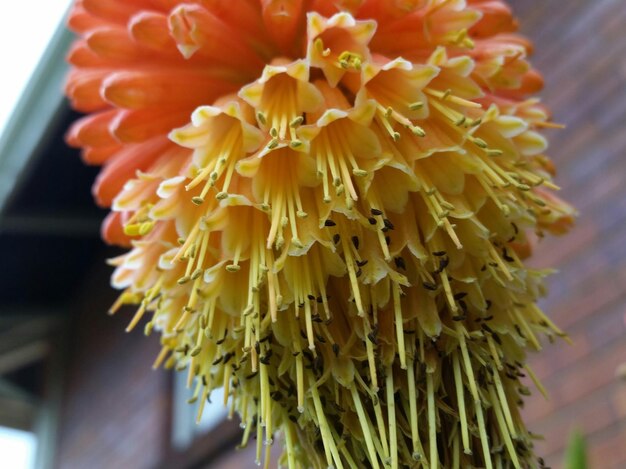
{"left": 65, "top": 0, "right": 575, "bottom": 467}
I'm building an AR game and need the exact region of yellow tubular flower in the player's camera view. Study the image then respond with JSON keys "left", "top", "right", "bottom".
{"left": 65, "top": 0, "right": 576, "bottom": 467}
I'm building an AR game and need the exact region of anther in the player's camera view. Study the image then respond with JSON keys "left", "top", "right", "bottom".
{"left": 487, "top": 149, "right": 503, "bottom": 157}
{"left": 411, "top": 126, "right": 426, "bottom": 137}
{"left": 290, "top": 116, "right": 304, "bottom": 127}
{"left": 139, "top": 221, "right": 155, "bottom": 236}
{"left": 394, "top": 257, "right": 406, "bottom": 270}
{"left": 383, "top": 218, "right": 394, "bottom": 230}
{"left": 471, "top": 137, "right": 488, "bottom": 148}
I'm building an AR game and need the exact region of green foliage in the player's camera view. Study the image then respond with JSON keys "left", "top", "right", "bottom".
{"left": 564, "top": 430, "right": 588, "bottom": 469}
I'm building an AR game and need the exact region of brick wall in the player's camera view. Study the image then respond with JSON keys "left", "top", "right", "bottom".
{"left": 55, "top": 259, "right": 171, "bottom": 469}
{"left": 509, "top": 0, "right": 626, "bottom": 467}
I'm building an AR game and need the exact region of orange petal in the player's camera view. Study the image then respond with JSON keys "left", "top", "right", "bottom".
{"left": 357, "top": 0, "right": 425, "bottom": 22}
{"left": 534, "top": 188, "right": 577, "bottom": 236}
{"left": 101, "top": 70, "right": 236, "bottom": 109}
{"left": 67, "top": 41, "right": 109, "bottom": 68}
{"left": 509, "top": 239, "right": 533, "bottom": 260}
{"left": 67, "top": 5, "right": 111, "bottom": 34}
{"left": 518, "top": 68, "right": 544, "bottom": 94}
{"left": 200, "top": 0, "right": 266, "bottom": 43}
{"left": 260, "top": 0, "right": 306, "bottom": 54}
{"left": 92, "top": 137, "right": 172, "bottom": 206}
{"left": 129, "top": 11, "right": 179, "bottom": 53}
{"left": 82, "top": 144, "right": 123, "bottom": 166}
{"left": 469, "top": 0, "right": 518, "bottom": 38}
{"left": 102, "top": 211, "right": 134, "bottom": 247}
{"left": 111, "top": 108, "right": 192, "bottom": 143}
{"left": 86, "top": 26, "right": 146, "bottom": 62}
{"left": 168, "top": 3, "right": 265, "bottom": 73}
{"left": 65, "top": 69, "right": 111, "bottom": 112}
{"left": 82, "top": 0, "right": 153, "bottom": 25}
{"left": 66, "top": 109, "right": 119, "bottom": 148}
{"left": 144, "top": 0, "right": 184, "bottom": 11}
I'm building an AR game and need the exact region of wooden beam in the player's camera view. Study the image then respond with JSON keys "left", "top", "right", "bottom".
{"left": 0, "top": 340, "right": 49, "bottom": 376}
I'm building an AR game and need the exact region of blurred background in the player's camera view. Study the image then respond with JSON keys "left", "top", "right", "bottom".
{"left": 0, "top": 0, "right": 624, "bottom": 467}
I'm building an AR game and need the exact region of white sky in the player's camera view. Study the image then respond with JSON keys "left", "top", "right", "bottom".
{"left": 0, "top": 0, "right": 73, "bottom": 137}
{"left": 0, "top": 427, "right": 36, "bottom": 469}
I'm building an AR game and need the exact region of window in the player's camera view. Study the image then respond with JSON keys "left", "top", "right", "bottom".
{"left": 171, "top": 371, "right": 229, "bottom": 450}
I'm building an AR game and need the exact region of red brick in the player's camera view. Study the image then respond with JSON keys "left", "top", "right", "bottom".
{"left": 55, "top": 263, "right": 170, "bottom": 469}
{"left": 587, "top": 424, "right": 626, "bottom": 469}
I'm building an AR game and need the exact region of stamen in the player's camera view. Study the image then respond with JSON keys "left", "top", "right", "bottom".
{"left": 452, "top": 352, "right": 472, "bottom": 455}
{"left": 350, "top": 387, "right": 381, "bottom": 469}
{"left": 474, "top": 399, "right": 494, "bottom": 469}
{"left": 425, "top": 88, "right": 482, "bottom": 108}
{"left": 338, "top": 50, "right": 363, "bottom": 70}
{"left": 392, "top": 282, "right": 407, "bottom": 369}
{"left": 487, "top": 385, "right": 521, "bottom": 469}
{"left": 386, "top": 369, "right": 398, "bottom": 469}
{"left": 426, "top": 372, "right": 438, "bottom": 468}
